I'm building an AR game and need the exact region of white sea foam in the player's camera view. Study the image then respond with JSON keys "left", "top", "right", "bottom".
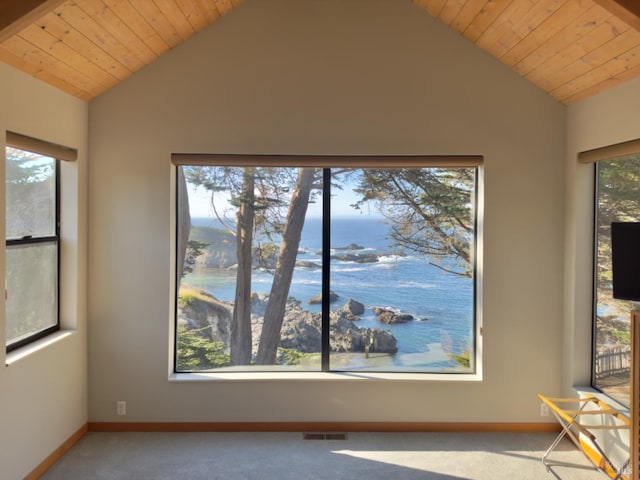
{"left": 292, "top": 279, "right": 322, "bottom": 285}
{"left": 376, "top": 255, "right": 414, "bottom": 263}
{"left": 331, "top": 266, "right": 368, "bottom": 273}
{"left": 396, "top": 281, "right": 437, "bottom": 290}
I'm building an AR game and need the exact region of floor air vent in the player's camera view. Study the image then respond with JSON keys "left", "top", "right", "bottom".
{"left": 303, "top": 433, "right": 348, "bottom": 441}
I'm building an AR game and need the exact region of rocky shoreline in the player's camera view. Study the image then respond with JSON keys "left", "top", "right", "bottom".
{"left": 177, "top": 286, "right": 408, "bottom": 361}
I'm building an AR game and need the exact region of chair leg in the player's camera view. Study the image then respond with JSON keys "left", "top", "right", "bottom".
{"left": 542, "top": 400, "right": 591, "bottom": 473}
{"left": 542, "top": 421, "right": 572, "bottom": 471}
{"left": 613, "top": 458, "right": 630, "bottom": 480}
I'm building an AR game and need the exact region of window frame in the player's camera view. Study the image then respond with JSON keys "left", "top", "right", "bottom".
{"left": 5, "top": 147, "right": 61, "bottom": 353}
{"left": 173, "top": 155, "right": 481, "bottom": 375}
{"left": 591, "top": 161, "right": 603, "bottom": 397}
{"left": 590, "top": 154, "right": 640, "bottom": 407}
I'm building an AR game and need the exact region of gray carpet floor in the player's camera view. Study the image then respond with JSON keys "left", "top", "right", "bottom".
{"left": 41, "top": 431, "right": 604, "bottom": 479}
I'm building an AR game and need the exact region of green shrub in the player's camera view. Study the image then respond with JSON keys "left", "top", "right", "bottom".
{"left": 176, "top": 326, "right": 230, "bottom": 370}
{"left": 612, "top": 329, "right": 630, "bottom": 345}
{"left": 448, "top": 350, "right": 470, "bottom": 369}
{"left": 278, "top": 347, "right": 308, "bottom": 366}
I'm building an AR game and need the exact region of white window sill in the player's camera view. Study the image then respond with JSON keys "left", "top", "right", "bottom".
{"left": 5, "top": 330, "right": 76, "bottom": 366}
{"left": 169, "top": 370, "right": 482, "bottom": 383}
{"left": 573, "top": 385, "right": 630, "bottom": 417}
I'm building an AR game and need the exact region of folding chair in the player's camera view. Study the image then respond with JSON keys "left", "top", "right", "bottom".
{"left": 538, "top": 393, "right": 631, "bottom": 479}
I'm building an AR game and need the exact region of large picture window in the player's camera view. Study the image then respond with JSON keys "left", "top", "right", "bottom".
{"left": 5, "top": 145, "right": 59, "bottom": 352}
{"left": 175, "top": 159, "right": 478, "bottom": 373}
{"left": 593, "top": 155, "right": 640, "bottom": 406}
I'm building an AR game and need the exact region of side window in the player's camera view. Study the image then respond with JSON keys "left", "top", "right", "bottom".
{"left": 593, "top": 155, "right": 640, "bottom": 406}
{"left": 5, "top": 145, "right": 59, "bottom": 352}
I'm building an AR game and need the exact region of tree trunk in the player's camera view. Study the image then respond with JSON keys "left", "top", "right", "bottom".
{"left": 230, "top": 169, "right": 255, "bottom": 365}
{"left": 256, "top": 168, "right": 315, "bottom": 364}
{"left": 176, "top": 167, "right": 191, "bottom": 281}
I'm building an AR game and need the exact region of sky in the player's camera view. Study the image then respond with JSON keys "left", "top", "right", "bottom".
{"left": 186, "top": 176, "right": 376, "bottom": 219}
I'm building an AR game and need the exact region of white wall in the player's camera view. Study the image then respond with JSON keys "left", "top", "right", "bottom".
{"left": 562, "top": 75, "right": 640, "bottom": 471}
{"left": 564, "top": 76, "right": 640, "bottom": 394}
{"left": 0, "top": 64, "right": 88, "bottom": 479}
{"left": 88, "top": 0, "right": 566, "bottom": 423}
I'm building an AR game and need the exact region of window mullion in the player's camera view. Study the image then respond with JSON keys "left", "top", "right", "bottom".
{"left": 7, "top": 236, "right": 58, "bottom": 246}
{"left": 321, "top": 168, "right": 331, "bottom": 372}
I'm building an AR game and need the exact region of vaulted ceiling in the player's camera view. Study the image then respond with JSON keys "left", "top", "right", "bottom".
{"left": 0, "top": 0, "right": 639, "bottom": 104}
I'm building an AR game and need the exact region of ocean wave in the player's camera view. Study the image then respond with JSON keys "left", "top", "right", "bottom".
{"left": 251, "top": 277, "right": 274, "bottom": 284}
{"left": 292, "top": 279, "right": 322, "bottom": 285}
{"left": 396, "top": 281, "right": 438, "bottom": 290}
{"left": 331, "top": 266, "right": 368, "bottom": 273}
{"left": 329, "top": 280, "right": 379, "bottom": 289}
{"left": 329, "top": 247, "right": 376, "bottom": 254}
{"left": 376, "top": 255, "right": 414, "bottom": 263}
{"left": 371, "top": 263, "right": 394, "bottom": 270}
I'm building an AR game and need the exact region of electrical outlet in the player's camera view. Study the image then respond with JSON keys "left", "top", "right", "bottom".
{"left": 116, "top": 400, "right": 126, "bottom": 416}
{"left": 540, "top": 402, "right": 549, "bottom": 417}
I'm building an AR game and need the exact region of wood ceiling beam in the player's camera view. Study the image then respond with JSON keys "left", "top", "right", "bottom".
{"left": 593, "top": 0, "right": 640, "bottom": 31}
{"left": 0, "top": 0, "right": 66, "bottom": 43}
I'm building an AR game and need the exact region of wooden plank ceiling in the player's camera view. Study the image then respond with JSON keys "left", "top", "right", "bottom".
{"left": 0, "top": 0, "right": 639, "bottom": 104}
{"left": 0, "top": 0, "right": 243, "bottom": 100}
{"left": 414, "top": 0, "right": 640, "bottom": 104}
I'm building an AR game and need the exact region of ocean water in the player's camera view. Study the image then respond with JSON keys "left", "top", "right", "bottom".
{"left": 184, "top": 216, "right": 475, "bottom": 369}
